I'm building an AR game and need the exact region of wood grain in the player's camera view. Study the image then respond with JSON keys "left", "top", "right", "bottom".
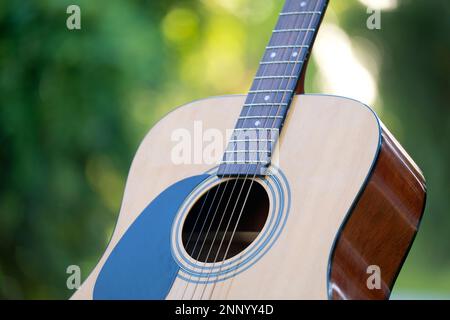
{"left": 72, "top": 93, "right": 381, "bottom": 299}
{"left": 208, "top": 95, "right": 379, "bottom": 299}
{"left": 329, "top": 124, "right": 427, "bottom": 300}
{"left": 72, "top": 94, "right": 424, "bottom": 300}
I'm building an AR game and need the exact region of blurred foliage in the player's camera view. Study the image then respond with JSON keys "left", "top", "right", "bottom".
{"left": 0, "top": 0, "right": 448, "bottom": 299}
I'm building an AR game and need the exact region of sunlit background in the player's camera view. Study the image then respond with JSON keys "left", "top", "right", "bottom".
{"left": 0, "top": 0, "right": 449, "bottom": 299}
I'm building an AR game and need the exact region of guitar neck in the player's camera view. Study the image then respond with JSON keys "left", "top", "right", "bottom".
{"left": 218, "top": 0, "right": 329, "bottom": 177}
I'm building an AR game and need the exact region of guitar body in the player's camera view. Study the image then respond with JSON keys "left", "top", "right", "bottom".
{"left": 72, "top": 94, "right": 426, "bottom": 300}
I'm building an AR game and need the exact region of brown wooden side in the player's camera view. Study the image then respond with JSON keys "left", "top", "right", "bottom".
{"left": 328, "top": 127, "right": 427, "bottom": 300}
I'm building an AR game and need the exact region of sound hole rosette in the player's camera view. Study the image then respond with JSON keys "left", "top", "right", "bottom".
{"left": 170, "top": 166, "right": 291, "bottom": 284}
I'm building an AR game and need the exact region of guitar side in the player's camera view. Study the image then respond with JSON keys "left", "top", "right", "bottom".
{"left": 329, "top": 123, "right": 426, "bottom": 299}
{"left": 71, "top": 94, "right": 425, "bottom": 300}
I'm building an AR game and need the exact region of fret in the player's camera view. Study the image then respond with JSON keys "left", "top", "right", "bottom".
{"left": 251, "top": 79, "right": 299, "bottom": 93}
{"left": 225, "top": 150, "right": 270, "bottom": 154}
{"left": 243, "top": 103, "right": 289, "bottom": 108}
{"left": 259, "top": 61, "right": 302, "bottom": 66}
{"left": 279, "top": 11, "right": 322, "bottom": 16}
{"left": 248, "top": 89, "right": 292, "bottom": 94}
{"left": 255, "top": 65, "right": 303, "bottom": 80}
{"left": 273, "top": 28, "right": 315, "bottom": 33}
{"left": 245, "top": 98, "right": 291, "bottom": 106}
{"left": 254, "top": 75, "right": 297, "bottom": 80}
{"left": 235, "top": 124, "right": 283, "bottom": 131}
{"left": 220, "top": 160, "right": 268, "bottom": 165}
{"left": 229, "top": 139, "right": 275, "bottom": 143}
{"left": 266, "top": 45, "right": 309, "bottom": 50}
{"left": 245, "top": 96, "right": 292, "bottom": 106}
{"left": 228, "top": 137, "right": 271, "bottom": 142}
{"left": 232, "top": 128, "right": 279, "bottom": 132}
{"left": 237, "top": 121, "right": 284, "bottom": 129}
{"left": 239, "top": 115, "right": 284, "bottom": 120}
{"left": 231, "top": 131, "right": 280, "bottom": 141}
{"left": 241, "top": 108, "right": 287, "bottom": 116}
{"left": 230, "top": 130, "right": 278, "bottom": 141}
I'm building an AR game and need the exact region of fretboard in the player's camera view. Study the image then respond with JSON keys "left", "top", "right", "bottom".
{"left": 218, "top": 0, "right": 329, "bottom": 177}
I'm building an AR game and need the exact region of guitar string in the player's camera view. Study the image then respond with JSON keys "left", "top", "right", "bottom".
{"left": 219, "top": 0, "right": 325, "bottom": 299}
{"left": 181, "top": 184, "right": 214, "bottom": 272}
{"left": 197, "top": 0, "right": 319, "bottom": 299}
{"left": 183, "top": 43, "right": 276, "bottom": 299}
{"left": 183, "top": 1, "right": 295, "bottom": 299}
{"left": 203, "top": 0, "right": 324, "bottom": 299}
{"left": 185, "top": 0, "right": 321, "bottom": 300}
{"left": 179, "top": 21, "right": 283, "bottom": 295}
{"left": 179, "top": 2, "right": 283, "bottom": 297}
{"left": 207, "top": 1, "right": 324, "bottom": 300}
{"left": 195, "top": 0, "right": 319, "bottom": 299}
{"left": 178, "top": 166, "right": 233, "bottom": 299}
{"left": 197, "top": 2, "right": 308, "bottom": 298}
{"left": 179, "top": 56, "right": 277, "bottom": 297}
{"left": 179, "top": 174, "right": 238, "bottom": 299}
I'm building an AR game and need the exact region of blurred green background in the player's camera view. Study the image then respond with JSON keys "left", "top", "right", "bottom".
{"left": 0, "top": 0, "right": 449, "bottom": 299}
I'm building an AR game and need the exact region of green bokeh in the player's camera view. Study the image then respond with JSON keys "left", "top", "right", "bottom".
{"left": 0, "top": 0, "right": 448, "bottom": 299}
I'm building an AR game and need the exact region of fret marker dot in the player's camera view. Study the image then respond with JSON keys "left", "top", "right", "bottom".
{"left": 255, "top": 121, "right": 261, "bottom": 127}
{"left": 300, "top": 1, "right": 307, "bottom": 7}
{"left": 292, "top": 52, "right": 298, "bottom": 58}
{"left": 270, "top": 52, "right": 277, "bottom": 59}
{"left": 264, "top": 95, "right": 270, "bottom": 101}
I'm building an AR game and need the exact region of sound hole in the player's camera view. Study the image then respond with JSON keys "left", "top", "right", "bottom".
{"left": 182, "top": 179, "right": 270, "bottom": 263}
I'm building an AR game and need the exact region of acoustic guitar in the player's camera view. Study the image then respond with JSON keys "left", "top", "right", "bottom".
{"left": 72, "top": 0, "right": 426, "bottom": 300}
